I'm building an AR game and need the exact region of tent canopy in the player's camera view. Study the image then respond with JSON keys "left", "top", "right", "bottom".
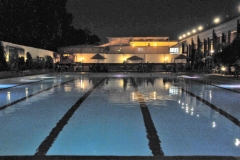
{"left": 127, "top": 55, "right": 143, "bottom": 60}
{"left": 91, "top": 53, "right": 106, "bottom": 59}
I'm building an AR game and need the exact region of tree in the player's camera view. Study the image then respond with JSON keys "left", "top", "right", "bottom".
{"left": 192, "top": 42, "right": 204, "bottom": 69}
{"left": 0, "top": 1, "right": 100, "bottom": 51}
{"left": 18, "top": 57, "right": 25, "bottom": 71}
{"left": 45, "top": 56, "right": 54, "bottom": 69}
{"left": 25, "top": 52, "right": 33, "bottom": 69}
{"left": 0, "top": 41, "right": 9, "bottom": 71}
{"left": 216, "top": 34, "right": 240, "bottom": 65}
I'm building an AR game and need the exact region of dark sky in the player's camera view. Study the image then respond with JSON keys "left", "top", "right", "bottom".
{"left": 66, "top": 0, "right": 240, "bottom": 43}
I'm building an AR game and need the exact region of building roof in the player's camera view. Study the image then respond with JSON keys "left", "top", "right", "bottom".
{"left": 107, "top": 37, "right": 169, "bottom": 46}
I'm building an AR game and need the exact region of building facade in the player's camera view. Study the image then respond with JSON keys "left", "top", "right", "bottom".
{"left": 1, "top": 41, "right": 58, "bottom": 63}
{"left": 57, "top": 37, "right": 179, "bottom": 64}
{"left": 176, "top": 15, "right": 240, "bottom": 61}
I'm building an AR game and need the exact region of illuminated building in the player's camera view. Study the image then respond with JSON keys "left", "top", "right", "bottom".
{"left": 176, "top": 15, "right": 240, "bottom": 61}
{"left": 57, "top": 37, "right": 179, "bottom": 64}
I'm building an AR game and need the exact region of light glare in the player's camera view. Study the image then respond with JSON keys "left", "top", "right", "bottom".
{"left": 214, "top": 18, "right": 220, "bottom": 24}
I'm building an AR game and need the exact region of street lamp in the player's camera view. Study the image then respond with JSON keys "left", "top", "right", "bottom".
{"left": 198, "top": 26, "right": 203, "bottom": 31}
{"left": 214, "top": 17, "right": 220, "bottom": 24}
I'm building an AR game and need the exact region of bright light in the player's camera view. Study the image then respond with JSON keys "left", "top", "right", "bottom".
{"left": 235, "top": 139, "right": 240, "bottom": 146}
{"left": 154, "top": 43, "right": 157, "bottom": 46}
{"left": 212, "top": 122, "right": 216, "bottom": 128}
{"left": 179, "top": 36, "right": 182, "bottom": 40}
{"left": 132, "top": 43, "right": 135, "bottom": 47}
{"left": 183, "top": 34, "right": 186, "bottom": 37}
{"left": 187, "top": 32, "right": 191, "bottom": 35}
{"left": 192, "top": 29, "right": 196, "bottom": 33}
{"left": 221, "top": 66, "right": 226, "bottom": 71}
{"left": 214, "top": 17, "right": 220, "bottom": 24}
{"left": 198, "top": 26, "right": 203, "bottom": 31}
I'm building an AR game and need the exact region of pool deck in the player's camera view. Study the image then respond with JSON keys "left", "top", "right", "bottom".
{"left": 0, "top": 72, "right": 239, "bottom": 159}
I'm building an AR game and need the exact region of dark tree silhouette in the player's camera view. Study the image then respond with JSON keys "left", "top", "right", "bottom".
{"left": 0, "top": 0, "right": 101, "bottom": 51}
{"left": 25, "top": 52, "right": 33, "bottom": 69}
{"left": 18, "top": 57, "right": 25, "bottom": 71}
{"left": 45, "top": 56, "right": 54, "bottom": 69}
{"left": 216, "top": 34, "right": 240, "bottom": 65}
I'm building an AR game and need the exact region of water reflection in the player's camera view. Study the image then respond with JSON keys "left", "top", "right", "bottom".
{"left": 75, "top": 78, "right": 85, "bottom": 90}
{"left": 64, "top": 84, "right": 72, "bottom": 92}
{"left": 6, "top": 92, "right": 11, "bottom": 101}
{"left": 235, "top": 139, "right": 240, "bottom": 146}
{"left": 25, "top": 87, "right": 28, "bottom": 97}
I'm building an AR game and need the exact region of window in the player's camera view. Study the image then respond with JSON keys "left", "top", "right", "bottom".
{"left": 170, "top": 48, "right": 179, "bottom": 54}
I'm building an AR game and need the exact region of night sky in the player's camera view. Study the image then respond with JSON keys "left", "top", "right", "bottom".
{"left": 66, "top": 0, "right": 240, "bottom": 43}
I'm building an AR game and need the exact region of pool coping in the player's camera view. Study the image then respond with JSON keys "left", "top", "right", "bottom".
{"left": 0, "top": 155, "right": 239, "bottom": 160}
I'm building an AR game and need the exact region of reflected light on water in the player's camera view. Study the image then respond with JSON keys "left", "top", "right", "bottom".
{"left": 235, "top": 139, "right": 240, "bottom": 146}
{"left": 21, "top": 79, "right": 39, "bottom": 82}
{"left": 153, "top": 92, "right": 156, "bottom": 100}
{"left": 217, "top": 84, "right": 240, "bottom": 88}
{"left": 64, "top": 84, "right": 72, "bottom": 92}
{"left": 7, "top": 92, "right": 11, "bottom": 101}
{"left": 0, "top": 84, "right": 17, "bottom": 89}
{"left": 178, "top": 75, "right": 199, "bottom": 79}
{"left": 80, "top": 80, "right": 84, "bottom": 89}
{"left": 40, "top": 76, "right": 55, "bottom": 79}
{"left": 25, "top": 87, "right": 28, "bottom": 97}
{"left": 131, "top": 92, "right": 137, "bottom": 101}
{"left": 169, "top": 86, "right": 179, "bottom": 95}
{"left": 212, "top": 122, "right": 216, "bottom": 128}
{"left": 75, "top": 79, "right": 85, "bottom": 90}
{"left": 165, "top": 83, "right": 169, "bottom": 90}
{"left": 209, "top": 90, "right": 212, "bottom": 100}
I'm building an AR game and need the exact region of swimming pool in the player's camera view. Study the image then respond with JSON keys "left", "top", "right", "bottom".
{"left": 0, "top": 73, "right": 239, "bottom": 157}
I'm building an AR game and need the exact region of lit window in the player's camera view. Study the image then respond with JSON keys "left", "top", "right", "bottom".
{"left": 170, "top": 48, "right": 179, "bottom": 54}
{"left": 138, "top": 48, "right": 143, "bottom": 51}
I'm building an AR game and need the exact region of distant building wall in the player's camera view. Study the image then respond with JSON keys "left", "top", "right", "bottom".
{"left": 58, "top": 38, "right": 180, "bottom": 64}
{"left": 177, "top": 15, "right": 240, "bottom": 57}
{"left": 2, "top": 41, "right": 57, "bottom": 62}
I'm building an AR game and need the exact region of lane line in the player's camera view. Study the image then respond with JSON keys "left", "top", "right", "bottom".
{"left": 34, "top": 78, "right": 106, "bottom": 156}
{"left": 0, "top": 79, "right": 75, "bottom": 111}
{"left": 130, "top": 77, "right": 164, "bottom": 156}
{"left": 179, "top": 86, "right": 240, "bottom": 127}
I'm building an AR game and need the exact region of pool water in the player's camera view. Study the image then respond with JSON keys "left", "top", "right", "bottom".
{"left": 0, "top": 73, "right": 239, "bottom": 156}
